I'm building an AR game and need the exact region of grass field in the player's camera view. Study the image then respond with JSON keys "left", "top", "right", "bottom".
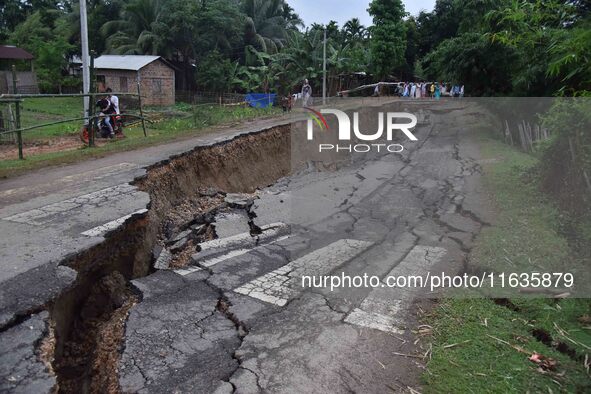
{"left": 0, "top": 97, "right": 283, "bottom": 178}
{"left": 423, "top": 131, "right": 591, "bottom": 393}
{"left": 19, "top": 97, "right": 84, "bottom": 140}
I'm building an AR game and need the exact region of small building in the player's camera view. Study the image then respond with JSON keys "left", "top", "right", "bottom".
{"left": 94, "top": 55, "right": 175, "bottom": 106}
{"left": 0, "top": 45, "right": 38, "bottom": 94}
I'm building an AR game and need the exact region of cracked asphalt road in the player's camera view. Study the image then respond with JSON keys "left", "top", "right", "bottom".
{"left": 116, "top": 101, "right": 495, "bottom": 393}
{"left": 0, "top": 99, "right": 497, "bottom": 393}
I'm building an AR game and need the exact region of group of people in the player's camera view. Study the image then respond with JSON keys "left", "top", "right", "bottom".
{"left": 396, "top": 82, "right": 464, "bottom": 99}
{"left": 285, "top": 78, "right": 465, "bottom": 112}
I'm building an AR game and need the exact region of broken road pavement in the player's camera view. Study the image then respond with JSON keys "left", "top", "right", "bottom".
{"left": 0, "top": 100, "right": 496, "bottom": 393}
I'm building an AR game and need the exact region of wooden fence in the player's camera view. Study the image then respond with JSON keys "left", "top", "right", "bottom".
{"left": 503, "top": 119, "right": 550, "bottom": 152}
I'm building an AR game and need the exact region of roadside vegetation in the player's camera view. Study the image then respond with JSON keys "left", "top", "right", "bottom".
{"left": 2, "top": 0, "right": 589, "bottom": 178}
{"left": 423, "top": 129, "right": 591, "bottom": 393}
{"left": 0, "top": 97, "right": 282, "bottom": 177}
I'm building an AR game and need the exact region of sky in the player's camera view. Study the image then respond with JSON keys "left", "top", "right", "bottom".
{"left": 289, "top": 0, "right": 436, "bottom": 28}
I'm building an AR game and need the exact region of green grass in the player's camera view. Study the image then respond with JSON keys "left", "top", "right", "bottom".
{"left": 19, "top": 97, "right": 84, "bottom": 140}
{"left": 423, "top": 130, "right": 591, "bottom": 393}
{"left": 424, "top": 298, "right": 590, "bottom": 393}
{"left": 0, "top": 102, "right": 283, "bottom": 178}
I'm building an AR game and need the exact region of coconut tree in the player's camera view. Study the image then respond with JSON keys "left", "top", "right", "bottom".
{"left": 101, "top": 0, "right": 165, "bottom": 55}
{"left": 242, "top": 0, "right": 300, "bottom": 56}
{"left": 343, "top": 18, "right": 367, "bottom": 41}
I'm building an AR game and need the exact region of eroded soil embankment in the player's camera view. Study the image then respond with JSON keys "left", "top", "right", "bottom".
{"left": 48, "top": 125, "right": 291, "bottom": 393}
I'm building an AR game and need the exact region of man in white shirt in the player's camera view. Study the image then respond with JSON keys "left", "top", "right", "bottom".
{"left": 106, "top": 88, "right": 120, "bottom": 114}
{"left": 301, "top": 79, "right": 312, "bottom": 107}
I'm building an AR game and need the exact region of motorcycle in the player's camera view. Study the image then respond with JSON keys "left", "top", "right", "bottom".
{"left": 79, "top": 99, "right": 125, "bottom": 144}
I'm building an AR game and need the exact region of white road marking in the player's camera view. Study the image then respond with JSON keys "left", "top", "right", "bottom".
{"left": 344, "top": 245, "right": 447, "bottom": 334}
{"left": 81, "top": 209, "right": 148, "bottom": 237}
{"left": 234, "top": 239, "right": 374, "bottom": 306}
{"left": 3, "top": 183, "right": 138, "bottom": 225}
{"left": 0, "top": 163, "right": 138, "bottom": 199}
{"left": 175, "top": 266, "right": 203, "bottom": 276}
{"left": 345, "top": 308, "right": 405, "bottom": 335}
{"left": 192, "top": 222, "right": 289, "bottom": 263}
{"left": 174, "top": 235, "right": 291, "bottom": 276}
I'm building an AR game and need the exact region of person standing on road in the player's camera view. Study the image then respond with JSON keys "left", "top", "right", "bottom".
{"left": 301, "top": 79, "right": 312, "bottom": 107}
{"left": 410, "top": 83, "right": 417, "bottom": 99}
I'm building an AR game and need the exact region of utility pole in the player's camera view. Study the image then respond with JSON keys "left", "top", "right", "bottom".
{"left": 322, "top": 28, "right": 327, "bottom": 105}
{"left": 80, "top": 0, "right": 90, "bottom": 124}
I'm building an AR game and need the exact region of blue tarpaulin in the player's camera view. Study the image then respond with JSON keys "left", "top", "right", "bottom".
{"left": 245, "top": 93, "right": 276, "bottom": 108}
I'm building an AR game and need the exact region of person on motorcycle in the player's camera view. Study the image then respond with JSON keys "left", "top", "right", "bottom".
{"left": 97, "top": 95, "right": 115, "bottom": 138}
{"left": 106, "top": 87, "right": 120, "bottom": 115}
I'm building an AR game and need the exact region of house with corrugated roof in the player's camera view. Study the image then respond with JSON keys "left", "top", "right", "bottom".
{"left": 94, "top": 55, "right": 175, "bottom": 106}
{"left": 0, "top": 45, "right": 38, "bottom": 94}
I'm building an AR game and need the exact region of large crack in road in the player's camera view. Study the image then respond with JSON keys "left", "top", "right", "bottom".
{"left": 0, "top": 100, "right": 493, "bottom": 393}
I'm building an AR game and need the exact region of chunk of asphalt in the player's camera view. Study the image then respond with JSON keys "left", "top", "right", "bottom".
{"left": 167, "top": 229, "right": 193, "bottom": 245}
{"left": 191, "top": 222, "right": 290, "bottom": 265}
{"left": 170, "top": 237, "right": 190, "bottom": 253}
{"left": 0, "top": 263, "right": 77, "bottom": 329}
{"left": 0, "top": 311, "right": 55, "bottom": 394}
{"left": 224, "top": 193, "right": 256, "bottom": 209}
{"left": 154, "top": 248, "right": 173, "bottom": 270}
{"left": 213, "top": 211, "right": 251, "bottom": 239}
{"left": 120, "top": 272, "right": 240, "bottom": 393}
{"left": 131, "top": 270, "right": 187, "bottom": 300}
{"left": 194, "top": 211, "right": 216, "bottom": 225}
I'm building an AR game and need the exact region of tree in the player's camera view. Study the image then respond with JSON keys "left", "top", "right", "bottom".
{"left": 403, "top": 17, "right": 418, "bottom": 80}
{"left": 484, "top": 0, "right": 575, "bottom": 95}
{"left": 0, "top": 0, "right": 33, "bottom": 41}
{"left": 281, "top": 2, "right": 303, "bottom": 31}
{"left": 547, "top": 22, "right": 591, "bottom": 94}
{"left": 242, "top": 0, "right": 300, "bottom": 55}
{"left": 191, "top": 0, "right": 244, "bottom": 60}
{"left": 343, "top": 18, "right": 366, "bottom": 41}
{"left": 196, "top": 51, "right": 235, "bottom": 92}
{"left": 368, "top": 0, "right": 407, "bottom": 79}
{"left": 63, "top": 0, "right": 124, "bottom": 56}
{"left": 421, "top": 33, "right": 517, "bottom": 95}
{"left": 267, "top": 29, "right": 324, "bottom": 93}
{"left": 10, "top": 10, "right": 74, "bottom": 92}
{"left": 101, "top": 0, "right": 165, "bottom": 55}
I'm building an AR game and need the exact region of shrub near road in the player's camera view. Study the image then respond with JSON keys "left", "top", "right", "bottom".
{"left": 423, "top": 130, "right": 591, "bottom": 393}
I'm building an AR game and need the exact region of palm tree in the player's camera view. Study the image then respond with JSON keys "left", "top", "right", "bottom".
{"left": 343, "top": 18, "right": 366, "bottom": 41}
{"left": 101, "top": 0, "right": 165, "bottom": 55}
{"left": 242, "top": 0, "right": 299, "bottom": 55}
{"left": 282, "top": 3, "right": 304, "bottom": 31}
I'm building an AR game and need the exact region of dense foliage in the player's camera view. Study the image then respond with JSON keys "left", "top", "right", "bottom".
{"left": 0, "top": 0, "right": 588, "bottom": 96}
{"left": 1, "top": 0, "right": 370, "bottom": 94}
{"left": 368, "top": 0, "right": 407, "bottom": 79}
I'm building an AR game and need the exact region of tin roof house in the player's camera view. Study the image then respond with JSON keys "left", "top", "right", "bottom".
{"left": 94, "top": 55, "right": 175, "bottom": 106}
